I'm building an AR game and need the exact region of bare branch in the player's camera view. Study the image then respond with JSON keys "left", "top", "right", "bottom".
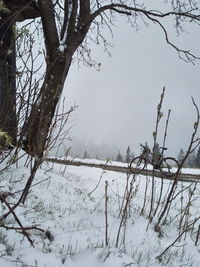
{"left": 92, "top": 4, "right": 200, "bottom": 21}
{"left": 91, "top": 3, "right": 200, "bottom": 62}
{"left": 144, "top": 13, "right": 200, "bottom": 63}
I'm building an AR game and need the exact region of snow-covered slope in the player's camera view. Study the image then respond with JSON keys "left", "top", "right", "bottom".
{"left": 0, "top": 154, "right": 200, "bottom": 266}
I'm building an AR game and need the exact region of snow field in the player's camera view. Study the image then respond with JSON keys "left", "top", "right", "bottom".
{"left": 0, "top": 154, "right": 200, "bottom": 266}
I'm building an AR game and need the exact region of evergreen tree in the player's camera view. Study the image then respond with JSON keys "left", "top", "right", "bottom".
{"left": 191, "top": 151, "right": 196, "bottom": 168}
{"left": 185, "top": 150, "right": 196, "bottom": 168}
{"left": 83, "top": 150, "right": 89, "bottom": 159}
{"left": 177, "top": 148, "right": 185, "bottom": 164}
{"left": 125, "top": 146, "right": 131, "bottom": 163}
{"left": 195, "top": 147, "right": 200, "bottom": 168}
{"left": 116, "top": 151, "right": 123, "bottom": 162}
{"left": 131, "top": 152, "right": 135, "bottom": 161}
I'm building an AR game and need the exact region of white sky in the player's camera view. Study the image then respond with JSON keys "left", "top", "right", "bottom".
{"left": 62, "top": 14, "right": 200, "bottom": 157}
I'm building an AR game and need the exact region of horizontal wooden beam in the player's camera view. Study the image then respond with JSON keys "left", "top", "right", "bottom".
{"left": 46, "top": 158, "right": 200, "bottom": 183}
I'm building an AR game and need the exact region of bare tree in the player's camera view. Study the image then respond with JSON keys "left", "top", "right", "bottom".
{"left": 1, "top": 0, "right": 200, "bottom": 158}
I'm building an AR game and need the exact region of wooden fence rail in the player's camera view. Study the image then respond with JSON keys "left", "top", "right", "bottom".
{"left": 46, "top": 158, "right": 200, "bottom": 183}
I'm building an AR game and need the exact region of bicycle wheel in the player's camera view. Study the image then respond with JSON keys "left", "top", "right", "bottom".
{"left": 160, "top": 157, "right": 179, "bottom": 177}
{"left": 129, "top": 156, "right": 146, "bottom": 174}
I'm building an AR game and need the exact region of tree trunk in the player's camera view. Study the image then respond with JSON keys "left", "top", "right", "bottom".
{"left": 0, "top": 1, "right": 40, "bottom": 145}
{"left": 0, "top": 14, "right": 17, "bottom": 144}
{"left": 21, "top": 1, "right": 91, "bottom": 158}
{"left": 22, "top": 52, "right": 72, "bottom": 158}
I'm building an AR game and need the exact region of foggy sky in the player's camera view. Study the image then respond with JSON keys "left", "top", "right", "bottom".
{"left": 62, "top": 15, "right": 200, "bottom": 157}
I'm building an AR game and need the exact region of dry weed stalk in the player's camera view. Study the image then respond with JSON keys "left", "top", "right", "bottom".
{"left": 0, "top": 192, "right": 44, "bottom": 246}
{"left": 195, "top": 225, "right": 200, "bottom": 246}
{"left": 149, "top": 87, "right": 166, "bottom": 221}
{"left": 115, "top": 173, "right": 135, "bottom": 247}
{"left": 157, "top": 216, "right": 200, "bottom": 262}
{"left": 155, "top": 97, "right": 200, "bottom": 233}
{"left": 105, "top": 180, "right": 109, "bottom": 246}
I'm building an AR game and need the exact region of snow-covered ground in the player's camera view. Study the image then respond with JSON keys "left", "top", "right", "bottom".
{"left": 0, "top": 153, "right": 200, "bottom": 266}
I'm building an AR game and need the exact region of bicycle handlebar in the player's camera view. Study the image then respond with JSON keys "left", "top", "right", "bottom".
{"left": 159, "top": 147, "right": 167, "bottom": 150}
{"left": 140, "top": 143, "right": 168, "bottom": 151}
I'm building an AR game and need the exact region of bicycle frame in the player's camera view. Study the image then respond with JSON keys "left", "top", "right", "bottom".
{"left": 140, "top": 144, "right": 166, "bottom": 167}
{"left": 130, "top": 144, "right": 179, "bottom": 177}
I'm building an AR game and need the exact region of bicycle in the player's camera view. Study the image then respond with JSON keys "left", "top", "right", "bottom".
{"left": 129, "top": 144, "right": 179, "bottom": 177}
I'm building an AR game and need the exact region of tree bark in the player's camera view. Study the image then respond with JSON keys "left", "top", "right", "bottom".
{"left": 0, "top": 1, "right": 40, "bottom": 144}
{"left": 0, "top": 14, "right": 17, "bottom": 144}
{"left": 21, "top": 52, "right": 72, "bottom": 158}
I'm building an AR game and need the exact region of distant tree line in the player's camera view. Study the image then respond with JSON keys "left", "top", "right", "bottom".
{"left": 115, "top": 146, "right": 134, "bottom": 163}
{"left": 177, "top": 147, "right": 200, "bottom": 168}
{"left": 82, "top": 145, "right": 134, "bottom": 163}
{"left": 82, "top": 145, "right": 200, "bottom": 169}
